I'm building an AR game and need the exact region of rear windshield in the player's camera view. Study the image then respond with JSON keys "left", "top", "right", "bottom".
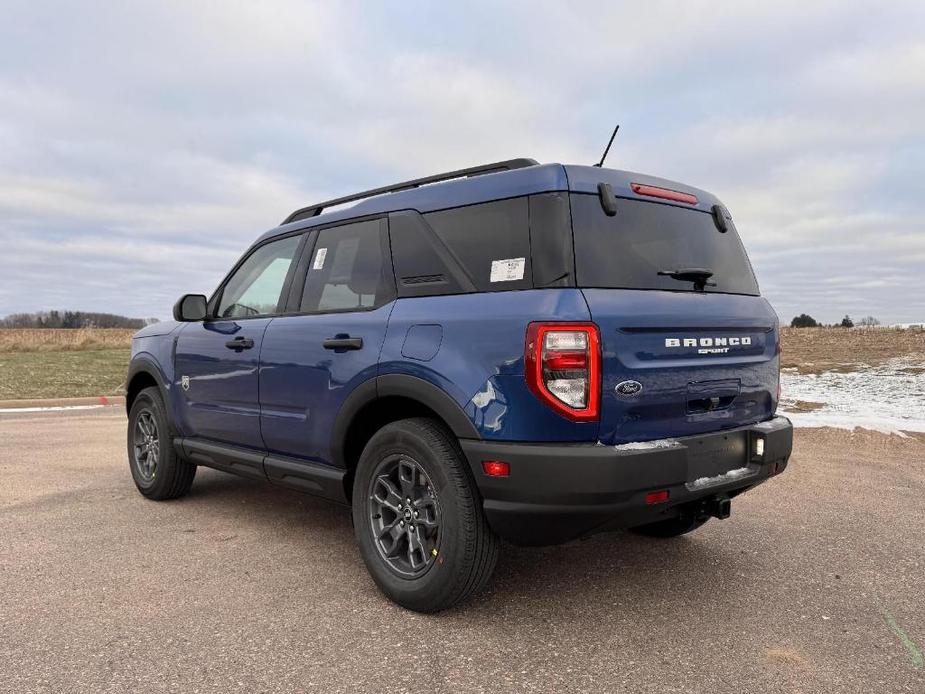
{"left": 570, "top": 193, "right": 760, "bottom": 296}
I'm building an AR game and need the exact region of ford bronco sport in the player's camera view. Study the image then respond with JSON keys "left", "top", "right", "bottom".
{"left": 126, "top": 158, "right": 792, "bottom": 612}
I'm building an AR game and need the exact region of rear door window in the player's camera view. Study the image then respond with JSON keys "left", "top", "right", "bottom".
{"left": 570, "top": 194, "right": 760, "bottom": 295}
{"left": 300, "top": 219, "right": 394, "bottom": 312}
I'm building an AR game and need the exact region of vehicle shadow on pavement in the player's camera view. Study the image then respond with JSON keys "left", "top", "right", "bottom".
{"left": 183, "top": 468, "right": 733, "bottom": 614}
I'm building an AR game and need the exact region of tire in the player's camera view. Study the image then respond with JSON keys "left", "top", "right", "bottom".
{"left": 352, "top": 417, "right": 499, "bottom": 613}
{"left": 630, "top": 515, "right": 708, "bottom": 538}
{"left": 127, "top": 386, "right": 196, "bottom": 500}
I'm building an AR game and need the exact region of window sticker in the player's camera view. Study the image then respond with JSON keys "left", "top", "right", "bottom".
{"left": 489, "top": 257, "right": 525, "bottom": 282}
{"left": 312, "top": 247, "right": 328, "bottom": 270}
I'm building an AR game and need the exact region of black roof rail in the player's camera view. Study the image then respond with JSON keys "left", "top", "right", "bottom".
{"left": 282, "top": 158, "right": 539, "bottom": 225}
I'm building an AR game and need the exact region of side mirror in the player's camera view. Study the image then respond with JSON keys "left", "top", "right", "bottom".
{"left": 173, "top": 294, "right": 208, "bottom": 322}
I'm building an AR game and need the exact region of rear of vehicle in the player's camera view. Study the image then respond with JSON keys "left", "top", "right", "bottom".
{"left": 460, "top": 165, "right": 792, "bottom": 545}
{"left": 128, "top": 158, "right": 792, "bottom": 613}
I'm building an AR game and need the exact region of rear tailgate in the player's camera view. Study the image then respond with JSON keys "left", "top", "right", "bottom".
{"left": 583, "top": 288, "right": 779, "bottom": 444}
{"left": 568, "top": 181, "right": 779, "bottom": 444}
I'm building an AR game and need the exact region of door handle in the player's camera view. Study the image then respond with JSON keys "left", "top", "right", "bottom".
{"left": 225, "top": 337, "right": 255, "bottom": 351}
{"left": 323, "top": 336, "right": 363, "bottom": 350}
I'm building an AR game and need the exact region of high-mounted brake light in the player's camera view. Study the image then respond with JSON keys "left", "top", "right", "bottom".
{"left": 631, "top": 183, "right": 698, "bottom": 205}
{"left": 525, "top": 322, "right": 601, "bottom": 421}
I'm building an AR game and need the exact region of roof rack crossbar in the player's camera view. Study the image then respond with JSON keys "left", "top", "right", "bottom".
{"left": 282, "top": 158, "right": 539, "bottom": 224}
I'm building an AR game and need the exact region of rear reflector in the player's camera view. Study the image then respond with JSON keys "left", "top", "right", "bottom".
{"left": 645, "top": 489, "right": 670, "bottom": 505}
{"left": 482, "top": 460, "right": 510, "bottom": 477}
{"left": 631, "top": 182, "right": 698, "bottom": 205}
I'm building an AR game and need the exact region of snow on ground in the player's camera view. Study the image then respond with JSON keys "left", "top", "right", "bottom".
{"left": 780, "top": 356, "right": 925, "bottom": 435}
{"left": 0, "top": 404, "right": 105, "bottom": 414}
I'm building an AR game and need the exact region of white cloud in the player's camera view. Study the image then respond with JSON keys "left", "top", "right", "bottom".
{"left": 1, "top": 1, "right": 923, "bottom": 323}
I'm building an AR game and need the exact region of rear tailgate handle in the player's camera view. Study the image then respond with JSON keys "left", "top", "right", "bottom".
{"left": 225, "top": 337, "right": 255, "bottom": 351}
{"left": 687, "top": 379, "right": 740, "bottom": 413}
{"left": 323, "top": 336, "right": 363, "bottom": 350}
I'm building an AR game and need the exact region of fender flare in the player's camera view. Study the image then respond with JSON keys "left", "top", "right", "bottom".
{"left": 125, "top": 356, "right": 171, "bottom": 415}
{"left": 330, "top": 374, "right": 481, "bottom": 468}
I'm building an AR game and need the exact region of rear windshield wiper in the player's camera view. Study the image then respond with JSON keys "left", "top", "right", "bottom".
{"left": 658, "top": 267, "right": 716, "bottom": 290}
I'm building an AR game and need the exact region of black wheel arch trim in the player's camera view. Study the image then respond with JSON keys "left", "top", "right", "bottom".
{"left": 126, "top": 356, "right": 172, "bottom": 416}
{"left": 329, "top": 374, "right": 481, "bottom": 468}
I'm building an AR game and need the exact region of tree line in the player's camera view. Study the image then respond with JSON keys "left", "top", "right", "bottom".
{"left": 790, "top": 314, "right": 881, "bottom": 328}
{"left": 0, "top": 311, "right": 158, "bottom": 329}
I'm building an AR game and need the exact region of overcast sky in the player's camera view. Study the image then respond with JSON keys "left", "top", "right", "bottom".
{"left": 2, "top": 1, "right": 923, "bottom": 324}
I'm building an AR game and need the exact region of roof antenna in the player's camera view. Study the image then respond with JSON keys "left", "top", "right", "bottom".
{"left": 593, "top": 124, "right": 619, "bottom": 168}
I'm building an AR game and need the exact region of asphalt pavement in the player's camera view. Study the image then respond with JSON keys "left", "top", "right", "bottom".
{"left": 1, "top": 409, "right": 923, "bottom": 693}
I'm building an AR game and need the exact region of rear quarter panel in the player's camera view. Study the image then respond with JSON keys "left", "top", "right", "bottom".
{"left": 380, "top": 288, "right": 599, "bottom": 442}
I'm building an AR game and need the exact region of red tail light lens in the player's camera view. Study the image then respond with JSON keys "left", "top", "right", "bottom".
{"left": 630, "top": 182, "right": 698, "bottom": 205}
{"left": 525, "top": 322, "right": 601, "bottom": 421}
{"left": 775, "top": 336, "right": 782, "bottom": 412}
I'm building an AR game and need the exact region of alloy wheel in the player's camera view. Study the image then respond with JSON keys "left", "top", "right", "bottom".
{"left": 367, "top": 454, "right": 441, "bottom": 577}
{"left": 132, "top": 409, "right": 159, "bottom": 482}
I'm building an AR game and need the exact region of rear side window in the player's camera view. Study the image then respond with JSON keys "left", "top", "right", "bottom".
{"left": 422, "top": 198, "right": 532, "bottom": 292}
{"left": 300, "top": 219, "right": 394, "bottom": 312}
{"left": 570, "top": 194, "right": 760, "bottom": 295}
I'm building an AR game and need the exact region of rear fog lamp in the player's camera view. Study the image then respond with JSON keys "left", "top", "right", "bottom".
{"left": 645, "top": 489, "right": 670, "bottom": 505}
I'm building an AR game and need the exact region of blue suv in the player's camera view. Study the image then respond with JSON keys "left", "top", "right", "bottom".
{"left": 126, "top": 158, "right": 792, "bottom": 612}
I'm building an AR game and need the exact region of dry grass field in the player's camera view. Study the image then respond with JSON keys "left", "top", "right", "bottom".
{"left": 0, "top": 329, "right": 133, "bottom": 399}
{"left": 0, "top": 328, "right": 135, "bottom": 352}
{"left": 0, "top": 349, "right": 129, "bottom": 399}
{"left": 0, "top": 326, "right": 923, "bottom": 400}
{"left": 780, "top": 327, "right": 925, "bottom": 374}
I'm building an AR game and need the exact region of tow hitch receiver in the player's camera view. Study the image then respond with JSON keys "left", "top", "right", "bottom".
{"left": 710, "top": 495, "right": 732, "bottom": 520}
{"left": 689, "top": 494, "right": 732, "bottom": 521}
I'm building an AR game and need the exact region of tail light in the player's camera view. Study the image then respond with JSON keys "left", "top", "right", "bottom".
{"left": 775, "top": 335, "right": 782, "bottom": 412}
{"left": 525, "top": 322, "right": 601, "bottom": 421}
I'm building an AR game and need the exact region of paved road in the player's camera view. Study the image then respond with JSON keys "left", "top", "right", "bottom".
{"left": 1, "top": 409, "right": 923, "bottom": 693}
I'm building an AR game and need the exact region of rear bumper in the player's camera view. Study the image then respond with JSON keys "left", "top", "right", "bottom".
{"left": 460, "top": 416, "right": 793, "bottom": 546}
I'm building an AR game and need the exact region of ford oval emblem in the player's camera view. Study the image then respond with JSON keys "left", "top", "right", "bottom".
{"left": 615, "top": 380, "right": 642, "bottom": 396}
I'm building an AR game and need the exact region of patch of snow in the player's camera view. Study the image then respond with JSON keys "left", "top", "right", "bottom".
{"left": 780, "top": 356, "right": 925, "bottom": 435}
{"left": 785, "top": 412, "right": 921, "bottom": 436}
{"left": 687, "top": 466, "right": 752, "bottom": 490}
{"left": 753, "top": 417, "right": 790, "bottom": 432}
{"left": 613, "top": 439, "right": 680, "bottom": 451}
{"left": 0, "top": 405, "right": 104, "bottom": 414}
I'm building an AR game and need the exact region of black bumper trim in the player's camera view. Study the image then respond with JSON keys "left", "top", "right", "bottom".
{"left": 460, "top": 417, "right": 793, "bottom": 545}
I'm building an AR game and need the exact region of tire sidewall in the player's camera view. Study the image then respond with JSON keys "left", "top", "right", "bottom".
{"left": 352, "top": 422, "right": 476, "bottom": 610}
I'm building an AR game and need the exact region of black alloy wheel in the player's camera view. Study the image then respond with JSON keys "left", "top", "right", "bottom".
{"left": 368, "top": 454, "right": 441, "bottom": 577}
{"left": 132, "top": 408, "right": 160, "bottom": 482}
